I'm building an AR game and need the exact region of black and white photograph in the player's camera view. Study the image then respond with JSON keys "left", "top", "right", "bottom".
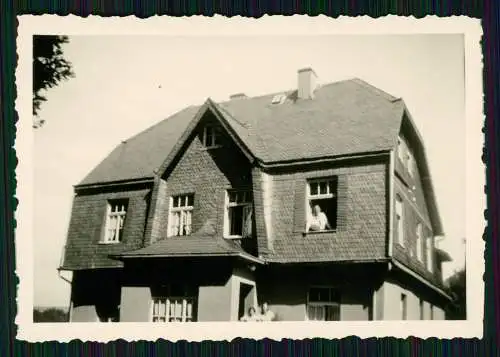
{"left": 17, "top": 15, "right": 483, "bottom": 341}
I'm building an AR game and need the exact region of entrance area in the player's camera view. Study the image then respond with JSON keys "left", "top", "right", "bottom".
{"left": 238, "top": 282, "right": 256, "bottom": 319}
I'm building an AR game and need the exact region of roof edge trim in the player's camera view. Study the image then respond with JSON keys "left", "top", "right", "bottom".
{"left": 74, "top": 177, "right": 155, "bottom": 190}
{"left": 110, "top": 251, "right": 265, "bottom": 264}
{"left": 391, "top": 259, "right": 452, "bottom": 301}
{"left": 259, "top": 150, "right": 391, "bottom": 168}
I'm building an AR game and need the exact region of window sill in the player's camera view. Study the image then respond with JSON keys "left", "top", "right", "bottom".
{"left": 200, "top": 145, "right": 223, "bottom": 151}
{"left": 98, "top": 241, "right": 121, "bottom": 245}
{"left": 224, "top": 235, "right": 244, "bottom": 240}
{"left": 303, "top": 230, "right": 337, "bottom": 236}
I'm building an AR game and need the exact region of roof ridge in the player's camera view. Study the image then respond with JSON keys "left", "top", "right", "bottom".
{"left": 219, "top": 78, "right": 355, "bottom": 104}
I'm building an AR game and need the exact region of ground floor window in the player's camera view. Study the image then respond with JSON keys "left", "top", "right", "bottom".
{"left": 150, "top": 285, "right": 197, "bottom": 322}
{"left": 306, "top": 287, "right": 340, "bottom": 321}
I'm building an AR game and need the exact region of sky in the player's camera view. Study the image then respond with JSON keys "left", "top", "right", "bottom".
{"left": 33, "top": 34, "right": 466, "bottom": 308}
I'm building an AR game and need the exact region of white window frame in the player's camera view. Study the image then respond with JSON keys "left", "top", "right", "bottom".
{"left": 426, "top": 236, "right": 433, "bottom": 272}
{"left": 306, "top": 286, "right": 341, "bottom": 321}
{"left": 397, "top": 137, "right": 405, "bottom": 163}
{"left": 306, "top": 178, "right": 337, "bottom": 232}
{"left": 407, "top": 151, "right": 415, "bottom": 176}
{"left": 416, "top": 223, "right": 423, "bottom": 262}
{"left": 395, "top": 195, "right": 404, "bottom": 246}
{"left": 150, "top": 296, "right": 196, "bottom": 323}
{"left": 102, "top": 200, "right": 127, "bottom": 244}
{"left": 224, "top": 189, "right": 253, "bottom": 239}
{"left": 202, "top": 125, "right": 222, "bottom": 149}
{"left": 167, "top": 194, "right": 194, "bottom": 237}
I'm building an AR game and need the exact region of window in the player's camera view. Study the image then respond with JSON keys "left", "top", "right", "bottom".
{"left": 151, "top": 286, "right": 197, "bottom": 323}
{"left": 401, "top": 293, "right": 407, "bottom": 320}
{"left": 430, "top": 305, "right": 434, "bottom": 320}
{"left": 416, "top": 223, "right": 423, "bottom": 261}
{"left": 395, "top": 195, "right": 404, "bottom": 246}
{"left": 419, "top": 299, "right": 424, "bottom": 320}
{"left": 426, "top": 237, "right": 433, "bottom": 271}
{"left": 225, "top": 190, "right": 253, "bottom": 238}
{"left": 306, "top": 178, "right": 338, "bottom": 232}
{"left": 168, "top": 194, "right": 194, "bottom": 237}
{"left": 307, "top": 287, "right": 340, "bottom": 321}
{"left": 202, "top": 125, "right": 221, "bottom": 148}
{"left": 103, "top": 200, "right": 127, "bottom": 243}
{"left": 397, "top": 137, "right": 405, "bottom": 162}
{"left": 407, "top": 151, "right": 415, "bottom": 176}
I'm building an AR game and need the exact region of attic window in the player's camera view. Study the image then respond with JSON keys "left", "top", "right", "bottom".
{"left": 271, "top": 93, "right": 286, "bottom": 105}
{"left": 202, "top": 125, "right": 222, "bottom": 148}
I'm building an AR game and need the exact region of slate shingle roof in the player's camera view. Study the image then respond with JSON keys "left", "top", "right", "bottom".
{"left": 79, "top": 79, "right": 404, "bottom": 186}
{"left": 113, "top": 220, "right": 262, "bottom": 263}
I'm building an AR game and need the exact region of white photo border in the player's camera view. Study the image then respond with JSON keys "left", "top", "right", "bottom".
{"left": 16, "top": 14, "right": 484, "bottom": 342}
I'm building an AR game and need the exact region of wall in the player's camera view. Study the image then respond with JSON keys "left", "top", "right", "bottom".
{"left": 267, "top": 156, "right": 389, "bottom": 262}
{"left": 63, "top": 183, "right": 151, "bottom": 270}
{"left": 381, "top": 277, "right": 445, "bottom": 320}
{"left": 120, "top": 286, "right": 152, "bottom": 322}
{"left": 432, "top": 305, "right": 446, "bottom": 320}
{"left": 393, "top": 133, "right": 443, "bottom": 287}
{"left": 257, "top": 264, "right": 378, "bottom": 321}
{"left": 118, "top": 258, "right": 252, "bottom": 322}
{"left": 155, "top": 113, "right": 255, "bottom": 245}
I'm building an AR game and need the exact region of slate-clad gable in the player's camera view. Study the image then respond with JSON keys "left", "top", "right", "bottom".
{"left": 266, "top": 159, "right": 388, "bottom": 263}
{"left": 148, "top": 112, "right": 257, "bottom": 253}
{"left": 62, "top": 184, "right": 151, "bottom": 270}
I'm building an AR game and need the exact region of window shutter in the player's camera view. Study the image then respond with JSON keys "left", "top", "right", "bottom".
{"left": 293, "top": 180, "right": 307, "bottom": 233}
{"left": 336, "top": 175, "right": 348, "bottom": 231}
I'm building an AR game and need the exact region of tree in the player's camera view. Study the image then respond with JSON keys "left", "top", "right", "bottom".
{"left": 33, "top": 35, "right": 75, "bottom": 127}
{"left": 33, "top": 307, "right": 69, "bottom": 322}
{"left": 445, "top": 267, "right": 466, "bottom": 320}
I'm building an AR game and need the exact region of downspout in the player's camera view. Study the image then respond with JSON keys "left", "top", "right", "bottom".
{"left": 387, "top": 149, "right": 395, "bottom": 258}
{"left": 57, "top": 244, "right": 73, "bottom": 322}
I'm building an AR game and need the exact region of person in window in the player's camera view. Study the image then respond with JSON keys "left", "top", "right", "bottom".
{"left": 240, "top": 306, "right": 258, "bottom": 322}
{"left": 306, "top": 204, "right": 331, "bottom": 232}
{"left": 258, "top": 302, "right": 275, "bottom": 322}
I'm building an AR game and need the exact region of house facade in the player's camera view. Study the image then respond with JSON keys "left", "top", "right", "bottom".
{"left": 60, "top": 68, "right": 452, "bottom": 322}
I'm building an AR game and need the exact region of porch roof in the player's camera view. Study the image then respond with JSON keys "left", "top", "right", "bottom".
{"left": 110, "top": 236, "right": 264, "bottom": 264}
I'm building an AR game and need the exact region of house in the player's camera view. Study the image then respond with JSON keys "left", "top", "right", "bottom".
{"left": 60, "top": 68, "right": 453, "bottom": 322}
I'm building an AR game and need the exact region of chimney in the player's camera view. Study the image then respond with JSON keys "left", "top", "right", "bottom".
{"left": 229, "top": 93, "right": 247, "bottom": 100}
{"left": 297, "top": 67, "right": 318, "bottom": 100}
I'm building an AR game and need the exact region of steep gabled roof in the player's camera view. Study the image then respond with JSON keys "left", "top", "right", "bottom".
{"left": 78, "top": 78, "right": 405, "bottom": 186}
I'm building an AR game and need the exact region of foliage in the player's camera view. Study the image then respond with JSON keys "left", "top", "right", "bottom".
{"left": 33, "top": 35, "right": 75, "bottom": 126}
{"left": 33, "top": 307, "right": 69, "bottom": 322}
{"left": 445, "top": 267, "right": 466, "bottom": 320}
